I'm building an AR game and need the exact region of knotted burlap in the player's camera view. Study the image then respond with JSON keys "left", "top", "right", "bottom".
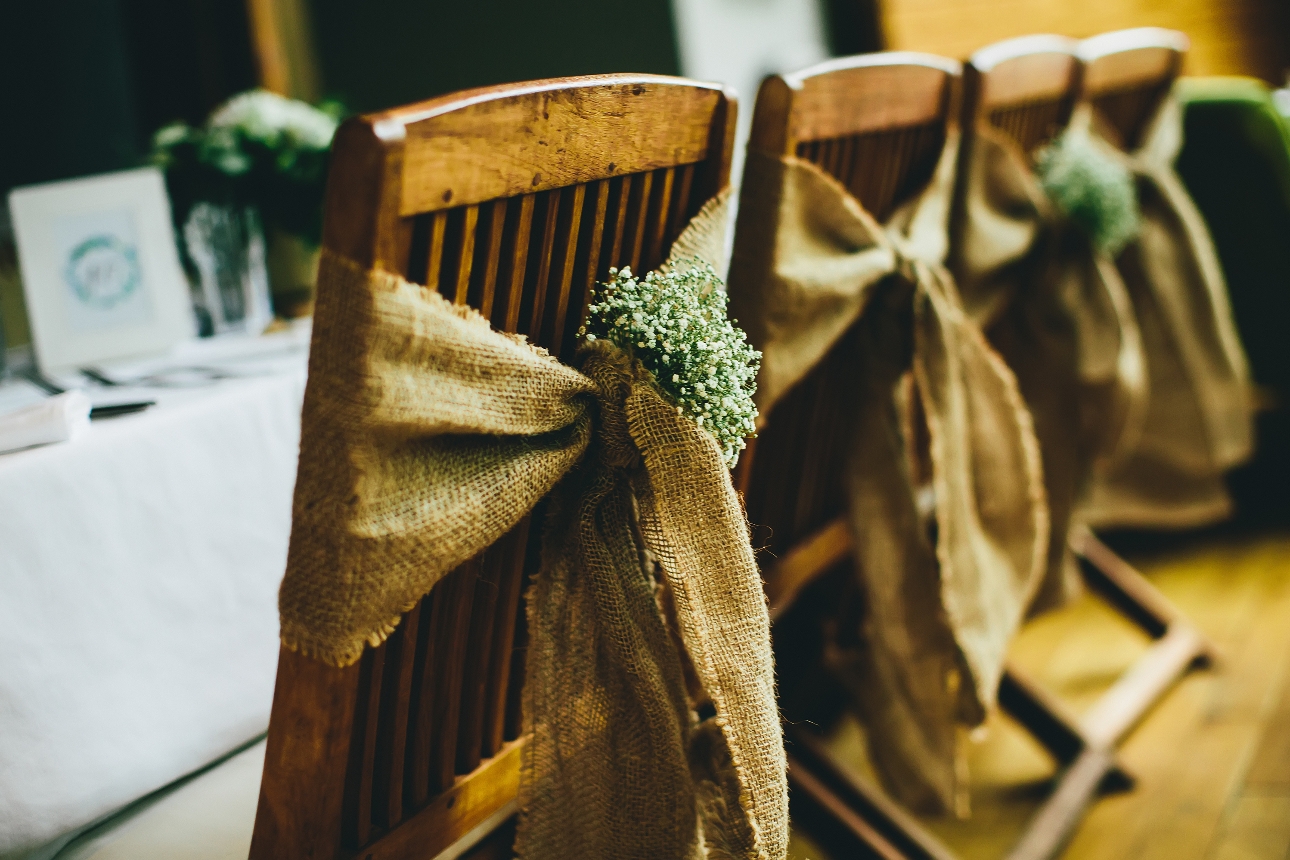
{"left": 1081, "top": 93, "right": 1253, "bottom": 527}
{"left": 951, "top": 113, "right": 1148, "bottom": 612}
{"left": 728, "top": 133, "right": 1048, "bottom": 813}
{"left": 280, "top": 193, "right": 786, "bottom": 859}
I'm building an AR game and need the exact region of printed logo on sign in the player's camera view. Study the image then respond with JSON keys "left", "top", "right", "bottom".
{"left": 64, "top": 235, "right": 142, "bottom": 310}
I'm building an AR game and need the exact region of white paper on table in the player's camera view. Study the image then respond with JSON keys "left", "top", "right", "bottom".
{"left": 0, "top": 391, "right": 91, "bottom": 455}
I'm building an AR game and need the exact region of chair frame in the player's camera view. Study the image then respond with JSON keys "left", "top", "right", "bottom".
{"left": 248, "top": 74, "right": 736, "bottom": 860}
{"left": 736, "top": 38, "right": 1214, "bottom": 860}
{"left": 962, "top": 32, "right": 1215, "bottom": 860}
{"left": 1079, "top": 27, "right": 1189, "bottom": 149}
{"left": 733, "top": 51, "right": 1073, "bottom": 860}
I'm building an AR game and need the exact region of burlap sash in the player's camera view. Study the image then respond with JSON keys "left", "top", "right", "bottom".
{"left": 950, "top": 115, "right": 1148, "bottom": 611}
{"left": 280, "top": 197, "right": 787, "bottom": 859}
{"left": 728, "top": 135, "right": 1048, "bottom": 813}
{"left": 1082, "top": 93, "right": 1253, "bottom": 527}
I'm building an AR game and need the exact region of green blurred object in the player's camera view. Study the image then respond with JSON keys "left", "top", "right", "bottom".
{"left": 0, "top": 208, "right": 30, "bottom": 352}
{"left": 1036, "top": 123, "right": 1142, "bottom": 256}
{"left": 1175, "top": 76, "right": 1290, "bottom": 519}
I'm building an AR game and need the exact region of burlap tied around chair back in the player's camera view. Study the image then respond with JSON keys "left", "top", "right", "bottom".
{"left": 1080, "top": 92, "right": 1254, "bottom": 528}
{"left": 728, "top": 133, "right": 1049, "bottom": 814}
{"left": 952, "top": 112, "right": 1149, "bottom": 615}
{"left": 279, "top": 193, "right": 788, "bottom": 860}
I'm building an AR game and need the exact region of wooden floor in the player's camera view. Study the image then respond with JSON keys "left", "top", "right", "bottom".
{"left": 788, "top": 526, "right": 1290, "bottom": 860}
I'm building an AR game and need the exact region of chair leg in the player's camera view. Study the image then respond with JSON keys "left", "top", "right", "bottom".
{"left": 1070, "top": 525, "right": 1217, "bottom": 664}
{"left": 788, "top": 727, "right": 959, "bottom": 860}
{"left": 771, "top": 518, "right": 1213, "bottom": 860}
{"left": 998, "top": 667, "right": 1135, "bottom": 792}
{"left": 789, "top": 756, "right": 910, "bottom": 860}
{"left": 992, "top": 526, "right": 1216, "bottom": 860}
{"left": 1002, "top": 747, "right": 1120, "bottom": 860}
{"left": 1069, "top": 524, "right": 1217, "bottom": 747}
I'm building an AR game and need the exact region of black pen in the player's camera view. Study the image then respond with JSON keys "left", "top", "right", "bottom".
{"left": 89, "top": 402, "right": 156, "bottom": 420}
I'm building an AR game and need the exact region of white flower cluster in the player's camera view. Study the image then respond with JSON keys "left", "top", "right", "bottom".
{"left": 1036, "top": 129, "right": 1140, "bottom": 256}
{"left": 582, "top": 262, "right": 760, "bottom": 468}
{"left": 209, "top": 89, "right": 339, "bottom": 152}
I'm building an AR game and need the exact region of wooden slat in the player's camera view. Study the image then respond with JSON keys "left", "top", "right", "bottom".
{"left": 456, "top": 548, "right": 504, "bottom": 776}
{"left": 483, "top": 517, "right": 531, "bottom": 755}
{"left": 429, "top": 564, "right": 479, "bottom": 795}
{"left": 523, "top": 192, "right": 560, "bottom": 336}
{"left": 646, "top": 166, "right": 675, "bottom": 270}
{"left": 552, "top": 178, "right": 607, "bottom": 360}
{"left": 373, "top": 603, "right": 421, "bottom": 828}
{"left": 606, "top": 174, "right": 632, "bottom": 269}
{"left": 791, "top": 362, "right": 840, "bottom": 539}
{"left": 477, "top": 199, "right": 508, "bottom": 318}
{"left": 502, "top": 194, "right": 536, "bottom": 332}
{"left": 426, "top": 211, "right": 448, "bottom": 290}
{"left": 344, "top": 644, "right": 386, "bottom": 846}
{"left": 628, "top": 169, "right": 654, "bottom": 272}
{"left": 666, "top": 162, "right": 696, "bottom": 245}
{"left": 544, "top": 184, "right": 585, "bottom": 352}
{"left": 503, "top": 640, "right": 526, "bottom": 743}
{"left": 454, "top": 205, "right": 480, "bottom": 304}
{"left": 747, "top": 376, "right": 811, "bottom": 556}
{"left": 406, "top": 591, "right": 439, "bottom": 808}
{"left": 581, "top": 178, "right": 610, "bottom": 292}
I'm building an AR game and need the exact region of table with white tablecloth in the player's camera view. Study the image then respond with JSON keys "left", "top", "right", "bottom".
{"left": 0, "top": 331, "right": 308, "bottom": 859}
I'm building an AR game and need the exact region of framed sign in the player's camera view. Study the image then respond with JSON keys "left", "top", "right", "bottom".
{"left": 9, "top": 168, "right": 193, "bottom": 372}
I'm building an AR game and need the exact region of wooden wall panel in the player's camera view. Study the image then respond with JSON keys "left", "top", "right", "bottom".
{"left": 879, "top": 0, "right": 1289, "bottom": 82}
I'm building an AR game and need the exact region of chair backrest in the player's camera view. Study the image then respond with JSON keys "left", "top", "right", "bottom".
{"left": 1079, "top": 28, "right": 1188, "bottom": 150}
{"left": 733, "top": 53, "right": 960, "bottom": 615}
{"left": 963, "top": 34, "right": 1081, "bottom": 155}
{"left": 249, "top": 75, "right": 736, "bottom": 860}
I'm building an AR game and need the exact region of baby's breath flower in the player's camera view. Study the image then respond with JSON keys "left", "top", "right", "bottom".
{"left": 1036, "top": 128, "right": 1140, "bottom": 256}
{"left": 579, "top": 260, "right": 760, "bottom": 468}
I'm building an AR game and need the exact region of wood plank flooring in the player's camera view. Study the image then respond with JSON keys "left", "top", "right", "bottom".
{"left": 787, "top": 528, "right": 1290, "bottom": 860}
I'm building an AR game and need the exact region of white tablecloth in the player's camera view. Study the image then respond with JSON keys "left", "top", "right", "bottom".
{"left": 0, "top": 335, "right": 307, "bottom": 857}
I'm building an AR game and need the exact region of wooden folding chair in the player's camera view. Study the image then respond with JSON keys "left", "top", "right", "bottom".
{"left": 960, "top": 34, "right": 1217, "bottom": 860}
{"left": 247, "top": 74, "right": 736, "bottom": 860}
{"left": 1079, "top": 27, "right": 1189, "bottom": 152}
{"left": 730, "top": 52, "right": 1002, "bottom": 860}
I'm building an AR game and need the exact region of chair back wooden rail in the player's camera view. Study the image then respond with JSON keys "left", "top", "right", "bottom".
{"left": 733, "top": 53, "right": 960, "bottom": 616}
{"left": 1079, "top": 28, "right": 1189, "bottom": 151}
{"left": 249, "top": 75, "right": 736, "bottom": 860}
{"left": 963, "top": 34, "right": 1081, "bottom": 157}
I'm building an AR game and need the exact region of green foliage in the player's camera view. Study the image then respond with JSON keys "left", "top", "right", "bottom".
{"left": 582, "top": 262, "right": 761, "bottom": 468}
{"left": 1036, "top": 129, "right": 1141, "bottom": 256}
{"left": 149, "top": 90, "right": 343, "bottom": 244}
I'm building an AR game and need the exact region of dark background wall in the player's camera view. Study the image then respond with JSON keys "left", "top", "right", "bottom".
{"left": 309, "top": 0, "right": 681, "bottom": 114}
{"left": 0, "top": 0, "right": 880, "bottom": 197}
{"left": 0, "top": 0, "right": 688, "bottom": 198}
{"left": 0, "top": 1, "right": 258, "bottom": 195}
